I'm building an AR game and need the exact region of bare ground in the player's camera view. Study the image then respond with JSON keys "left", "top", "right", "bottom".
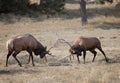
{"left": 0, "top": 2, "right": 120, "bottom": 83}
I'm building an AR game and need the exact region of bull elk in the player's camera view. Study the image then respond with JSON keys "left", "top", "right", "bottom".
{"left": 6, "top": 34, "right": 53, "bottom": 67}
{"left": 69, "top": 36, "right": 108, "bottom": 63}
{"left": 58, "top": 36, "right": 108, "bottom": 63}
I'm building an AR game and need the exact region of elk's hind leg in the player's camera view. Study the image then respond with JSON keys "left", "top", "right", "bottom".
{"left": 90, "top": 50, "right": 97, "bottom": 62}
{"left": 6, "top": 50, "right": 13, "bottom": 67}
{"left": 97, "top": 47, "right": 108, "bottom": 62}
{"left": 12, "top": 51, "right": 22, "bottom": 67}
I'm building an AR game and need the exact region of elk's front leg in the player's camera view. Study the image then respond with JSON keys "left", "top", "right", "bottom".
{"left": 83, "top": 50, "right": 86, "bottom": 64}
{"left": 77, "top": 54, "right": 80, "bottom": 63}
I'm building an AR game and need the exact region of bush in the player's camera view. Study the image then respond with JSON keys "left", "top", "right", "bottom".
{"left": 0, "top": 0, "right": 65, "bottom": 15}
{"left": 96, "top": 0, "right": 113, "bottom": 4}
{"left": 39, "top": 0, "right": 65, "bottom": 14}
{"left": 96, "top": 0, "right": 105, "bottom": 4}
{"left": 0, "top": 0, "right": 30, "bottom": 13}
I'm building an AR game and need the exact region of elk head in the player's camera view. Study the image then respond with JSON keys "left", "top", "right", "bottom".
{"left": 69, "top": 45, "right": 82, "bottom": 56}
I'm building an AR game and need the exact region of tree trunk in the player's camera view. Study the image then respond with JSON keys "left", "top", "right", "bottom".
{"left": 80, "top": 0, "right": 87, "bottom": 26}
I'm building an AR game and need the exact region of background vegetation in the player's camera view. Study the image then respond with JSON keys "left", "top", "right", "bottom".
{"left": 0, "top": 0, "right": 65, "bottom": 15}
{"left": 0, "top": 0, "right": 120, "bottom": 83}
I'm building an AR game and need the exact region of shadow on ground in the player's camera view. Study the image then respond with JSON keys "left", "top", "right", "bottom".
{"left": 0, "top": 68, "right": 39, "bottom": 75}
{"left": 96, "top": 22, "right": 120, "bottom": 29}
{"left": 108, "top": 56, "right": 120, "bottom": 63}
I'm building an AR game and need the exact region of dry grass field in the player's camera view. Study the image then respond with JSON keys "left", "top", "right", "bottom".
{"left": 0, "top": 1, "right": 120, "bottom": 83}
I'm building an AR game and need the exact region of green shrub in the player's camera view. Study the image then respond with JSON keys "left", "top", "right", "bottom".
{"left": 96, "top": 0, "right": 113, "bottom": 4}
{"left": 0, "top": 0, "right": 65, "bottom": 14}
{"left": 39, "top": 0, "right": 65, "bottom": 14}
{"left": 0, "top": 0, "right": 30, "bottom": 13}
{"left": 96, "top": 0, "right": 105, "bottom": 4}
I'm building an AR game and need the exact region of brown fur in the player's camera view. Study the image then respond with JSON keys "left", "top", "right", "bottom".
{"left": 69, "top": 36, "right": 108, "bottom": 63}
{"left": 6, "top": 34, "right": 48, "bottom": 67}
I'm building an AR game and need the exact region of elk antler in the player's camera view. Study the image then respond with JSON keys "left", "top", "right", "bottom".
{"left": 47, "top": 33, "right": 73, "bottom": 58}
{"left": 57, "top": 38, "right": 72, "bottom": 48}
{"left": 47, "top": 33, "right": 63, "bottom": 51}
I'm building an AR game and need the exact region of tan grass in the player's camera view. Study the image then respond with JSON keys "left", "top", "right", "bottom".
{"left": 0, "top": 1, "right": 120, "bottom": 83}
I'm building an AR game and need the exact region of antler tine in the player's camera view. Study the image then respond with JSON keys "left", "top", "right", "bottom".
{"left": 48, "top": 33, "right": 61, "bottom": 51}
{"left": 48, "top": 33, "right": 72, "bottom": 51}
{"left": 48, "top": 40, "right": 58, "bottom": 51}
{"left": 47, "top": 52, "right": 56, "bottom": 57}
{"left": 48, "top": 46, "right": 54, "bottom": 51}
{"left": 55, "top": 33, "right": 72, "bottom": 48}
{"left": 58, "top": 38, "right": 72, "bottom": 48}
